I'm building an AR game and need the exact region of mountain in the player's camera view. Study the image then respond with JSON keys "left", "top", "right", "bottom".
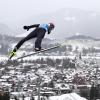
{"left": 0, "top": 23, "right": 16, "bottom": 36}
{"left": 67, "top": 35, "right": 97, "bottom": 40}
{"left": 63, "top": 35, "right": 100, "bottom": 50}
{"left": 15, "top": 8, "right": 100, "bottom": 39}
{"left": 1, "top": 33, "right": 100, "bottom": 55}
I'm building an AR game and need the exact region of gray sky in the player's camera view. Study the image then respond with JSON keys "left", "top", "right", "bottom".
{"left": 0, "top": 0, "right": 100, "bottom": 25}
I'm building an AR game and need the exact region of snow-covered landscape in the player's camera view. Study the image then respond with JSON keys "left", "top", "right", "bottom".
{"left": 0, "top": 1, "right": 100, "bottom": 99}
{"left": 0, "top": 34, "right": 100, "bottom": 100}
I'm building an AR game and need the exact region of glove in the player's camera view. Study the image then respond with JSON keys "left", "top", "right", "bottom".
{"left": 23, "top": 26, "right": 30, "bottom": 31}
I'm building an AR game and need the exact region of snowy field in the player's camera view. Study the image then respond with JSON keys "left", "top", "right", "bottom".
{"left": 10, "top": 93, "right": 87, "bottom": 100}
{"left": 0, "top": 55, "right": 74, "bottom": 61}
{"left": 1, "top": 55, "right": 100, "bottom": 61}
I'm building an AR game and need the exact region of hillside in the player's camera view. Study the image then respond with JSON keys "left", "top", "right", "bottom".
{"left": 1, "top": 34, "right": 100, "bottom": 55}
{"left": 0, "top": 23, "right": 16, "bottom": 36}
{"left": 67, "top": 35, "right": 96, "bottom": 40}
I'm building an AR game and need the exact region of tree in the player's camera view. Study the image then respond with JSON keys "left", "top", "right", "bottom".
{"left": 55, "top": 59, "right": 61, "bottom": 65}
{"left": 89, "top": 47, "right": 95, "bottom": 54}
{"left": 67, "top": 45, "right": 73, "bottom": 52}
{"left": 82, "top": 48, "right": 87, "bottom": 56}
{"left": 48, "top": 80, "right": 55, "bottom": 88}
{"left": 62, "top": 58, "right": 70, "bottom": 69}
{"left": 46, "top": 58, "right": 55, "bottom": 67}
{"left": 74, "top": 46, "right": 79, "bottom": 53}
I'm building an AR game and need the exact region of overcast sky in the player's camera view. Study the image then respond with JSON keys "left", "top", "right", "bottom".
{"left": 0, "top": 0, "right": 100, "bottom": 25}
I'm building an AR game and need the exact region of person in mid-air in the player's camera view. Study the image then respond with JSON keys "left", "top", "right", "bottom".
{"left": 10, "top": 23, "right": 55, "bottom": 59}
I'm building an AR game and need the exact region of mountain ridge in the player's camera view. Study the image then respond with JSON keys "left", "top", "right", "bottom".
{"left": 66, "top": 35, "right": 100, "bottom": 41}
{"left": 16, "top": 8, "right": 100, "bottom": 39}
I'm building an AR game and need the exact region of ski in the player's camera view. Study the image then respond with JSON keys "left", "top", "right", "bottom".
{"left": 16, "top": 45, "right": 60, "bottom": 60}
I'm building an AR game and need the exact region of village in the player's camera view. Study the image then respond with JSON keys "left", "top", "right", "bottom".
{"left": 0, "top": 34, "right": 100, "bottom": 100}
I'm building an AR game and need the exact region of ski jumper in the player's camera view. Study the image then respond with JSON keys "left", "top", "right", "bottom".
{"left": 13, "top": 24, "right": 52, "bottom": 52}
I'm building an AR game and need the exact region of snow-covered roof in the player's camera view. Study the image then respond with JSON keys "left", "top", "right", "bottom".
{"left": 49, "top": 93, "right": 87, "bottom": 100}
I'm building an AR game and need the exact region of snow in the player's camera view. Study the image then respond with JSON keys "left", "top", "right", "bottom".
{"left": 10, "top": 92, "right": 27, "bottom": 96}
{"left": 1, "top": 82, "right": 12, "bottom": 87}
{"left": 0, "top": 45, "right": 2, "bottom": 49}
{"left": 15, "top": 56, "right": 75, "bottom": 61}
{"left": 66, "top": 40, "right": 89, "bottom": 50}
{"left": 9, "top": 70, "right": 15, "bottom": 74}
{"left": 75, "top": 32, "right": 81, "bottom": 36}
{"left": 0, "top": 56, "right": 8, "bottom": 61}
{"left": 24, "top": 97, "right": 30, "bottom": 100}
{"left": 10, "top": 93, "right": 87, "bottom": 100}
{"left": 49, "top": 93, "right": 87, "bottom": 100}
{"left": 0, "top": 68, "right": 5, "bottom": 71}
{"left": 1, "top": 75, "right": 11, "bottom": 79}
{"left": 1, "top": 55, "right": 100, "bottom": 62}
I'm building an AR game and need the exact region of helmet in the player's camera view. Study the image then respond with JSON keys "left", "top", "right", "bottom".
{"left": 49, "top": 23, "right": 55, "bottom": 29}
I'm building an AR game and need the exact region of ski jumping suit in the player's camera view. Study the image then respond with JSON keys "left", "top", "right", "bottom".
{"left": 13, "top": 24, "right": 52, "bottom": 52}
